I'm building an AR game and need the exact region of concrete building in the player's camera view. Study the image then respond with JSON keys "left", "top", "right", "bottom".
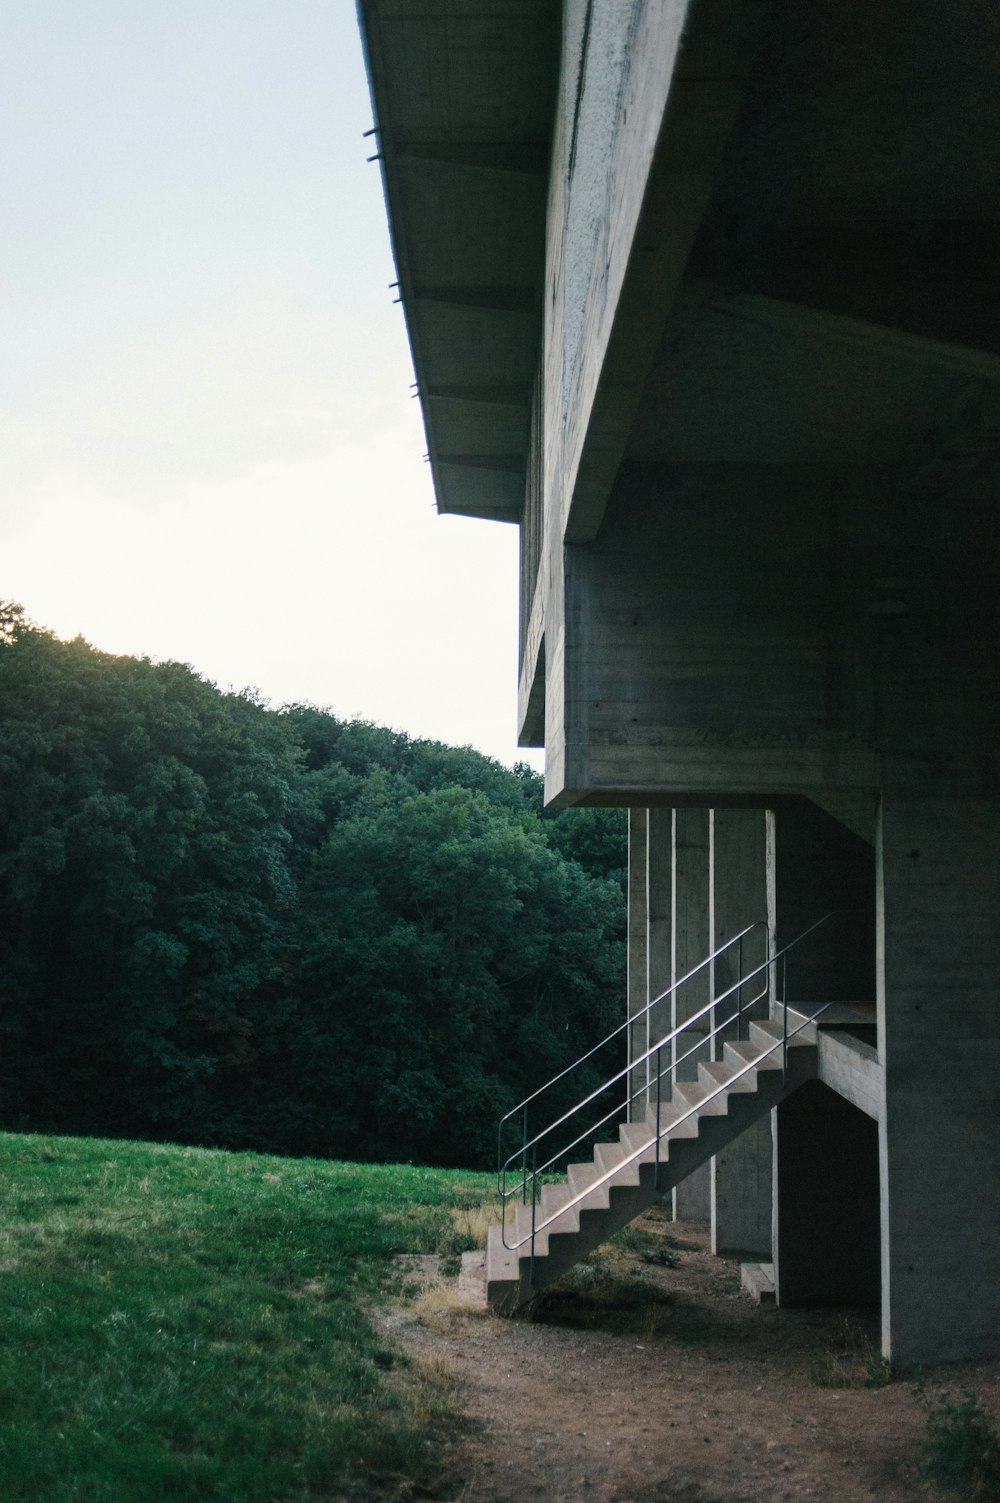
{"left": 358, "top": 0, "right": 1000, "bottom": 1363}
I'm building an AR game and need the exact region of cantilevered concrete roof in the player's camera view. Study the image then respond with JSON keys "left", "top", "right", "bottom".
{"left": 358, "top": 1, "right": 560, "bottom": 522}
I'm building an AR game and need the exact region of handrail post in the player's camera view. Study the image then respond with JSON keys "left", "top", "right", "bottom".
{"left": 654, "top": 1043, "right": 662, "bottom": 1192}
{"left": 737, "top": 934, "right": 744, "bottom": 1039}
{"left": 781, "top": 953, "right": 788, "bottom": 1085}
{"left": 521, "top": 1104, "right": 528, "bottom": 1205}
{"left": 529, "top": 1142, "right": 537, "bottom": 1285}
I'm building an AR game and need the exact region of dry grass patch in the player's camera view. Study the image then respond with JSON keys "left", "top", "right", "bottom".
{"left": 409, "top": 1282, "right": 501, "bottom": 1338}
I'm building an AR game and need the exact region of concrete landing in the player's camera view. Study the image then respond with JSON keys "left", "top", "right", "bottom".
{"left": 741, "top": 1261, "right": 776, "bottom": 1305}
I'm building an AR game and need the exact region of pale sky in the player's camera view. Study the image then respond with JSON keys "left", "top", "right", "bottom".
{"left": 1, "top": 1, "right": 541, "bottom": 770}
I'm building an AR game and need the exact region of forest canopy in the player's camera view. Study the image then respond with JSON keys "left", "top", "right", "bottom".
{"left": 0, "top": 602, "right": 625, "bottom": 1167}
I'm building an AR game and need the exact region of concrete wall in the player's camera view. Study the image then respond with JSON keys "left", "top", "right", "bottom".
{"left": 874, "top": 560, "right": 1000, "bottom": 1360}
{"left": 774, "top": 801, "right": 876, "bottom": 1005}
{"left": 553, "top": 463, "right": 880, "bottom": 806}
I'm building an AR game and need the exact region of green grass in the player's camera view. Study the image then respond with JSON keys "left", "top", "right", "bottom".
{"left": 610, "top": 1225, "right": 681, "bottom": 1266}
{"left": 0, "top": 1131, "right": 495, "bottom": 1501}
{"left": 922, "top": 1392, "right": 1000, "bottom": 1501}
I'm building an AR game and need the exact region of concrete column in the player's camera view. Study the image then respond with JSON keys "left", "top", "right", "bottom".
{"left": 773, "top": 800, "right": 876, "bottom": 1006}
{"left": 646, "top": 807, "right": 673, "bottom": 1111}
{"left": 773, "top": 1080, "right": 880, "bottom": 1307}
{"left": 709, "top": 808, "right": 774, "bottom": 1257}
{"left": 769, "top": 799, "right": 881, "bottom": 1310}
{"left": 710, "top": 807, "right": 774, "bottom": 1042}
{"left": 671, "top": 807, "right": 711, "bottom": 1219}
{"left": 626, "top": 809, "right": 649, "bottom": 1119}
{"left": 878, "top": 791, "right": 1000, "bottom": 1363}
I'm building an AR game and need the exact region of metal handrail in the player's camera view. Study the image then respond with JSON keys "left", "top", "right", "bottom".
{"left": 498, "top": 913, "right": 831, "bottom": 1252}
{"left": 496, "top": 918, "right": 767, "bottom": 1190}
{"left": 502, "top": 998, "right": 833, "bottom": 1253}
{"left": 500, "top": 958, "right": 771, "bottom": 1197}
{"left": 500, "top": 987, "right": 760, "bottom": 1212}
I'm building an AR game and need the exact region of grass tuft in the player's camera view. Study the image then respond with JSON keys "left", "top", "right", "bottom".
{"left": 610, "top": 1225, "right": 680, "bottom": 1266}
{"left": 921, "top": 1391, "right": 1000, "bottom": 1501}
{"left": 809, "top": 1317, "right": 896, "bottom": 1389}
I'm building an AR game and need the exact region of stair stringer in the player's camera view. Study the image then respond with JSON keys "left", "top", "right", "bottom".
{"left": 486, "top": 1022, "right": 818, "bottom": 1313}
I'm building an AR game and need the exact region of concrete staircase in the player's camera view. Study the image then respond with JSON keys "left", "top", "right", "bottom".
{"left": 486, "top": 1018, "right": 817, "bottom": 1313}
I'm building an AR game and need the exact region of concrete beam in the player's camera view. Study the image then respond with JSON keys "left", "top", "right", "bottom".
{"left": 558, "top": 0, "right": 767, "bottom": 543}
{"left": 411, "top": 287, "right": 537, "bottom": 314}
{"left": 687, "top": 218, "right": 1000, "bottom": 361}
{"left": 693, "top": 284, "right": 1000, "bottom": 386}
{"left": 395, "top": 141, "right": 549, "bottom": 177}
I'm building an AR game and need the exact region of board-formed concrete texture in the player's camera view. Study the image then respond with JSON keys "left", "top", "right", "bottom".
{"left": 358, "top": 0, "right": 1000, "bottom": 1363}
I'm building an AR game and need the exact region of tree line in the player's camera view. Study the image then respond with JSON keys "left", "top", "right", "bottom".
{"left": 0, "top": 602, "right": 626, "bottom": 1167}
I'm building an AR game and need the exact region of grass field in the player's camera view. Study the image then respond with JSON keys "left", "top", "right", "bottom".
{"left": 0, "top": 1131, "right": 495, "bottom": 1501}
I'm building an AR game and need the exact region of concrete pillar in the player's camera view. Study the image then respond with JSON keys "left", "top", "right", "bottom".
{"left": 773, "top": 800, "right": 876, "bottom": 1005}
{"left": 646, "top": 807, "right": 673, "bottom": 1109}
{"left": 878, "top": 791, "right": 1000, "bottom": 1363}
{"left": 709, "top": 808, "right": 774, "bottom": 1257}
{"left": 671, "top": 807, "right": 711, "bottom": 1219}
{"left": 626, "top": 808, "right": 649, "bottom": 1119}
{"left": 714, "top": 1116, "right": 774, "bottom": 1259}
{"left": 710, "top": 807, "right": 774, "bottom": 1043}
{"left": 769, "top": 799, "right": 881, "bottom": 1310}
{"left": 773, "top": 1080, "right": 880, "bottom": 1307}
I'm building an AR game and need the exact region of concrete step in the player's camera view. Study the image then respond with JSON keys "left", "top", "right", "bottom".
{"left": 645, "top": 1104, "right": 700, "bottom": 1139}
{"left": 699, "top": 1058, "right": 756, "bottom": 1094}
{"left": 567, "top": 1157, "right": 613, "bottom": 1210}
{"left": 594, "top": 1138, "right": 642, "bottom": 1185}
{"left": 673, "top": 1077, "right": 732, "bottom": 1116}
{"left": 723, "top": 1037, "right": 781, "bottom": 1073}
{"left": 741, "top": 1260, "right": 776, "bottom": 1305}
{"left": 620, "top": 1119, "right": 656, "bottom": 1154}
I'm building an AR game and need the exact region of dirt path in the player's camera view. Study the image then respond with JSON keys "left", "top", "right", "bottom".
{"left": 379, "top": 1214, "right": 1000, "bottom": 1503}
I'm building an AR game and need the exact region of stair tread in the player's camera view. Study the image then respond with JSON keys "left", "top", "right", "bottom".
{"left": 673, "top": 1079, "right": 730, "bottom": 1112}
{"left": 724, "top": 1039, "right": 782, "bottom": 1069}
{"left": 700, "top": 1059, "right": 756, "bottom": 1091}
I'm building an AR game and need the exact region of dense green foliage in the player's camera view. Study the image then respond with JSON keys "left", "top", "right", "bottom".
{"left": 0, "top": 603, "right": 625, "bottom": 1166}
{"left": 0, "top": 1129, "right": 494, "bottom": 1500}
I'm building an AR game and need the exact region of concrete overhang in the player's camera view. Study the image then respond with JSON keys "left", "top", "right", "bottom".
{"left": 357, "top": 0, "right": 560, "bottom": 524}
{"left": 360, "top": 2, "right": 1000, "bottom": 536}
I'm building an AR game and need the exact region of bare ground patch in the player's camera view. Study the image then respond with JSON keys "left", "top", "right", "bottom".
{"left": 375, "top": 1214, "right": 1000, "bottom": 1503}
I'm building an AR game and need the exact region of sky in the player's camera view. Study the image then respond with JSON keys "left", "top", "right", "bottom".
{"left": 1, "top": 1, "right": 541, "bottom": 770}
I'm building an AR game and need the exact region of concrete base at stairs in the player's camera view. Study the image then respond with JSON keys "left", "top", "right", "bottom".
{"left": 741, "top": 1261, "right": 776, "bottom": 1305}
{"left": 458, "top": 1250, "right": 488, "bottom": 1308}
